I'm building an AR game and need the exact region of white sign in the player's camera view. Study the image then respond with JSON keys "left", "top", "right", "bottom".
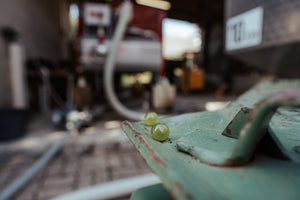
{"left": 226, "top": 7, "right": 263, "bottom": 51}
{"left": 84, "top": 3, "right": 111, "bottom": 26}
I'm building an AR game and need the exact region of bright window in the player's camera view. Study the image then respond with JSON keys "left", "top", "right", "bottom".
{"left": 163, "top": 18, "right": 201, "bottom": 60}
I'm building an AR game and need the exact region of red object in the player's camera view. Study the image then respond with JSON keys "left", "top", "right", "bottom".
{"left": 131, "top": 4, "right": 166, "bottom": 75}
{"left": 111, "top": 2, "right": 165, "bottom": 40}
{"left": 131, "top": 4, "right": 165, "bottom": 40}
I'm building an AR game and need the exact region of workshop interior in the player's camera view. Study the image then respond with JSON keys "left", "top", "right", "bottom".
{"left": 0, "top": 0, "right": 299, "bottom": 200}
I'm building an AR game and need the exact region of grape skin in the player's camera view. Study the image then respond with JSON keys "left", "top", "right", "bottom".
{"left": 144, "top": 112, "right": 158, "bottom": 126}
{"left": 151, "top": 123, "right": 169, "bottom": 142}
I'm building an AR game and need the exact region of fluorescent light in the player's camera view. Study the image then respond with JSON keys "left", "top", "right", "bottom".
{"left": 136, "top": 0, "right": 171, "bottom": 10}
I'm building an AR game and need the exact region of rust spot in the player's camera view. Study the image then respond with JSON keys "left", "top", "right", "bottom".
{"left": 223, "top": 156, "right": 248, "bottom": 166}
{"left": 122, "top": 121, "right": 167, "bottom": 167}
{"left": 241, "top": 107, "right": 251, "bottom": 113}
{"left": 122, "top": 121, "right": 142, "bottom": 137}
{"left": 223, "top": 120, "right": 234, "bottom": 138}
{"left": 166, "top": 138, "right": 173, "bottom": 143}
{"left": 191, "top": 145, "right": 194, "bottom": 149}
{"left": 222, "top": 107, "right": 252, "bottom": 138}
{"left": 177, "top": 149, "right": 199, "bottom": 162}
{"left": 286, "top": 138, "right": 300, "bottom": 141}
{"left": 145, "top": 142, "right": 167, "bottom": 167}
{"left": 213, "top": 139, "right": 218, "bottom": 142}
{"left": 169, "top": 182, "right": 194, "bottom": 200}
{"left": 175, "top": 182, "right": 183, "bottom": 190}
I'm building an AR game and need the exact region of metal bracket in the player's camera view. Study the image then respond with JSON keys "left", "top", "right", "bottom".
{"left": 177, "top": 90, "right": 300, "bottom": 166}
{"left": 122, "top": 80, "right": 300, "bottom": 200}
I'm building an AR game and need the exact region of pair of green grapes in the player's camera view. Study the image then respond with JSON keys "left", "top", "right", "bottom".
{"left": 144, "top": 112, "right": 169, "bottom": 142}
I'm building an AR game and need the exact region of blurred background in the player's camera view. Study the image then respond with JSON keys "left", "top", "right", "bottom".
{"left": 0, "top": 0, "right": 299, "bottom": 199}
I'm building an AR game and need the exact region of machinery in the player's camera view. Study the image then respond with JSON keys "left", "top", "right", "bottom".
{"left": 77, "top": 1, "right": 167, "bottom": 120}
{"left": 225, "top": 0, "right": 300, "bottom": 77}
{"left": 79, "top": 1, "right": 164, "bottom": 73}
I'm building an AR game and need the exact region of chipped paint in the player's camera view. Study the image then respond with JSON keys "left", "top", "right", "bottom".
{"left": 122, "top": 121, "right": 167, "bottom": 167}
{"left": 222, "top": 107, "right": 252, "bottom": 138}
{"left": 122, "top": 80, "right": 300, "bottom": 200}
{"left": 169, "top": 181, "right": 194, "bottom": 200}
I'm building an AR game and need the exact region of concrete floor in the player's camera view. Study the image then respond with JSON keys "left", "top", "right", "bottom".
{"left": 0, "top": 93, "right": 236, "bottom": 200}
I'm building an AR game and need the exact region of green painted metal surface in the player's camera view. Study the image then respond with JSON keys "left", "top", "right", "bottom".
{"left": 222, "top": 107, "right": 252, "bottom": 139}
{"left": 130, "top": 184, "right": 173, "bottom": 200}
{"left": 269, "top": 106, "right": 300, "bottom": 162}
{"left": 122, "top": 79, "right": 300, "bottom": 200}
{"left": 176, "top": 87, "right": 300, "bottom": 166}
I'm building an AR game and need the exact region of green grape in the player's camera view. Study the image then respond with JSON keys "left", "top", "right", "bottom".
{"left": 151, "top": 123, "right": 169, "bottom": 142}
{"left": 144, "top": 112, "right": 158, "bottom": 126}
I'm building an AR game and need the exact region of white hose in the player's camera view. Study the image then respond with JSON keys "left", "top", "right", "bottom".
{"left": 51, "top": 173, "right": 161, "bottom": 200}
{"left": 103, "top": 1, "right": 145, "bottom": 121}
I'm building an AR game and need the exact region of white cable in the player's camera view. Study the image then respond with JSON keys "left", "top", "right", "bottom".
{"left": 51, "top": 173, "right": 161, "bottom": 200}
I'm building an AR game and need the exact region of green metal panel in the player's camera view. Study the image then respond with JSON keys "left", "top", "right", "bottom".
{"left": 122, "top": 79, "right": 300, "bottom": 200}
{"left": 130, "top": 184, "right": 173, "bottom": 200}
{"left": 222, "top": 107, "right": 252, "bottom": 139}
{"left": 177, "top": 90, "right": 300, "bottom": 166}
{"left": 269, "top": 106, "right": 300, "bottom": 162}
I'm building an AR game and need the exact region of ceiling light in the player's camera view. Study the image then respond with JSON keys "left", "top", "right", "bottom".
{"left": 136, "top": 0, "right": 171, "bottom": 10}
